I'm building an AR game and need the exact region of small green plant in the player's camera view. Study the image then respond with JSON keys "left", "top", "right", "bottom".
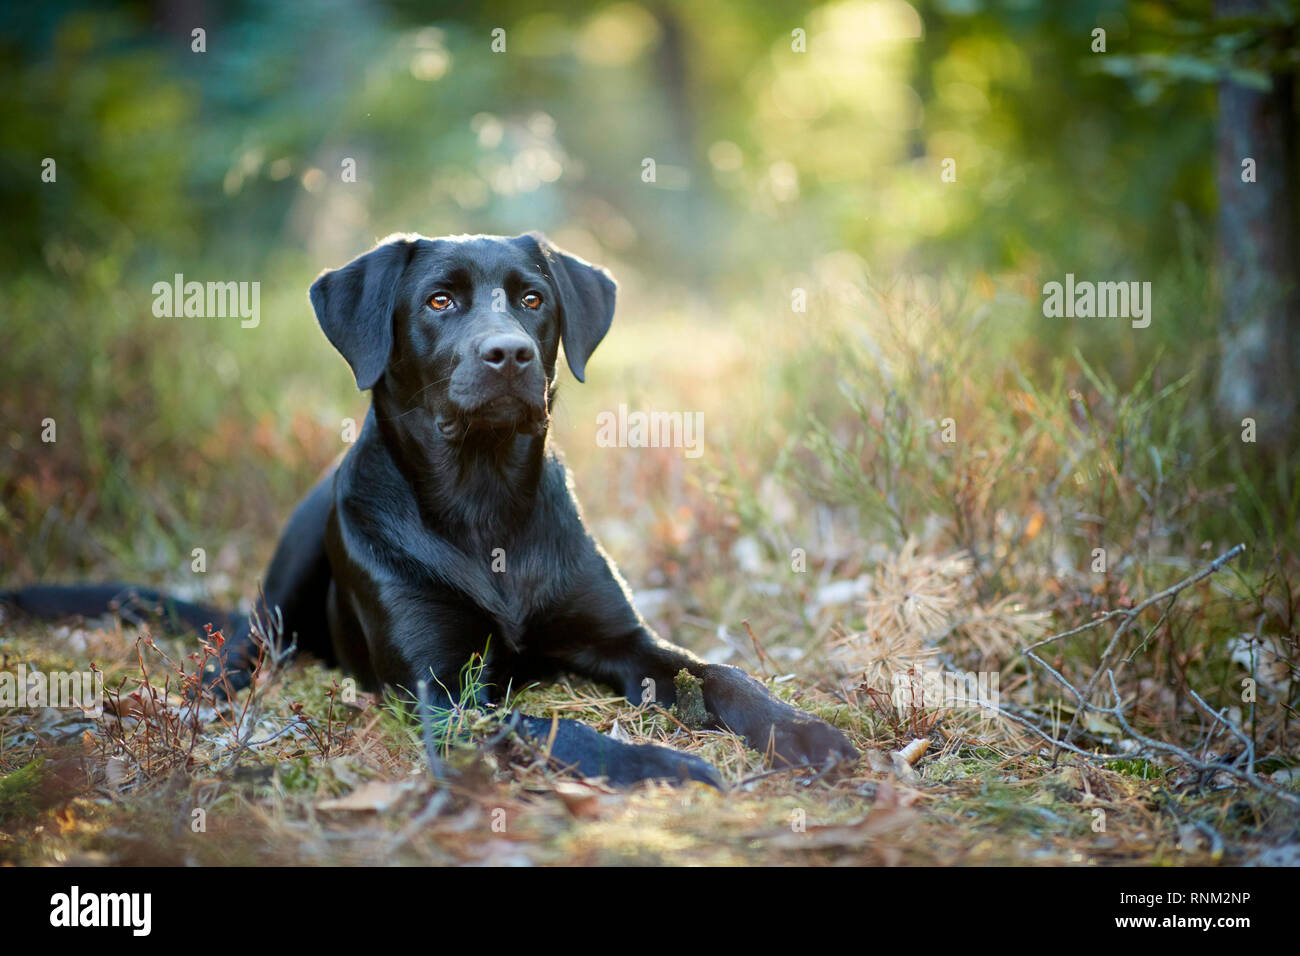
{"left": 382, "top": 644, "right": 495, "bottom": 769}
{"left": 0, "top": 758, "right": 44, "bottom": 823}
{"left": 1111, "top": 758, "right": 1162, "bottom": 780}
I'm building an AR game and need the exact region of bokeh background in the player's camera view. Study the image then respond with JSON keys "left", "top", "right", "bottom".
{"left": 1, "top": 0, "right": 1295, "bottom": 639}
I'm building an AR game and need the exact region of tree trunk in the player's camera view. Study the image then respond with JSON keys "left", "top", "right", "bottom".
{"left": 1213, "top": 0, "right": 1300, "bottom": 447}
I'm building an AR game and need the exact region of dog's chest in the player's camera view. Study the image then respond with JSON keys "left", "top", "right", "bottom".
{"left": 407, "top": 526, "right": 561, "bottom": 653}
{"left": 480, "top": 543, "right": 554, "bottom": 650}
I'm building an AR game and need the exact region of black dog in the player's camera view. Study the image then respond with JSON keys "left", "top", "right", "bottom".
{"left": 5, "top": 233, "right": 858, "bottom": 786}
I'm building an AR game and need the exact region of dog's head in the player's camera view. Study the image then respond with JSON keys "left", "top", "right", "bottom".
{"left": 309, "top": 232, "right": 616, "bottom": 440}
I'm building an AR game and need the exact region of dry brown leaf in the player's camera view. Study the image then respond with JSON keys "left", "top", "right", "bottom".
{"left": 553, "top": 781, "right": 609, "bottom": 819}
{"left": 318, "top": 780, "right": 413, "bottom": 813}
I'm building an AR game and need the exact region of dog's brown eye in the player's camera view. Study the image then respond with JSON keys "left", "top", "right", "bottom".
{"left": 521, "top": 292, "right": 542, "bottom": 310}
{"left": 428, "top": 293, "right": 454, "bottom": 311}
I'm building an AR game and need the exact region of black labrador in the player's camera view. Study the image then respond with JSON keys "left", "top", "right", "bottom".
{"left": 4, "top": 232, "right": 858, "bottom": 787}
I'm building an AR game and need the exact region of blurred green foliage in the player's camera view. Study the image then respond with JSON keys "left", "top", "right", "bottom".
{"left": 0, "top": 0, "right": 1293, "bottom": 584}
{"left": 0, "top": 1, "right": 1244, "bottom": 282}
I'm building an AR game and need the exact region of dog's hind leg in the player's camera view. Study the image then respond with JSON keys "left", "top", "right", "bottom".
{"left": 1, "top": 582, "right": 241, "bottom": 640}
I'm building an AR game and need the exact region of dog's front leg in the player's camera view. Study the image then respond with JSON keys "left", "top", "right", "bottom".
{"left": 694, "top": 658, "right": 860, "bottom": 768}
{"left": 581, "top": 627, "right": 860, "bottom": 769}
{"left": 507, "top": 713, "right": 724, "bottom": 788}
{"left": 395, "top": 639, "right": 724, "bottom": 788}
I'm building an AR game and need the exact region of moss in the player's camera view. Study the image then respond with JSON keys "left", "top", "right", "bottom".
{"left": 0, "top": 757, "right": 44, "bottom": 823}
{"left": 1110, "top": 758, "right": 1162, "bottom": 780}
{"left": 672, "top": 669, "right": 710, "bottom": 730}
{"left": 924, "top": 753, "right": 971, "bottom": 782}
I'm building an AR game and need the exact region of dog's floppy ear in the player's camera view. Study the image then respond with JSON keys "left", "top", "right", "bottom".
{"left": 524, "top": 232, "right": 617, "bottom": 383}
{"left": 309, "top": 238, "right": 413, "bottom": 391}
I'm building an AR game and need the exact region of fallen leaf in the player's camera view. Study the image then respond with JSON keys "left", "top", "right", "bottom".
{"left": 318, "top": 780, "right": 413, "bottom": 813}
{"left": 553, "top": 781, "right": 608, "bottom": 819}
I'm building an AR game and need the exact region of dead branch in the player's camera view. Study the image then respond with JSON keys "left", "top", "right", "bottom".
{"left": 1020, "top": 543, "right": 1245, "bottom": 747}
{"left": 988, "top": 543, "right": 1300, "bottom": 806}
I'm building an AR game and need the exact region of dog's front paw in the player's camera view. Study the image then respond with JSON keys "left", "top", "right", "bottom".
{"left": 704, "top": 665, "right": 859, "bottom": 769}
{"left": 762, "top": 713, "right": 859, "bottom": 769}
{"left": 626, "top": 743, "right": 725, "bottom": 789}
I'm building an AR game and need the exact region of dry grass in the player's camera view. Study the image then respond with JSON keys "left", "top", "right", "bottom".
{"left": 0, "top": 571, "right": 1294, "bottom": 867}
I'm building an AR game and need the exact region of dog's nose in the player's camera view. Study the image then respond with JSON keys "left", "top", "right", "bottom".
{"left": 479, "top": 334, "right": 536, "bottom": 376}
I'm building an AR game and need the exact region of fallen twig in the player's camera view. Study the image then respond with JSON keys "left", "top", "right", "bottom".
{"left": 1100, "top": 671, "right": 1298, "bottom": 807}
{"left": 1019, "top": 544, "right": 1245, "bottom": 750}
